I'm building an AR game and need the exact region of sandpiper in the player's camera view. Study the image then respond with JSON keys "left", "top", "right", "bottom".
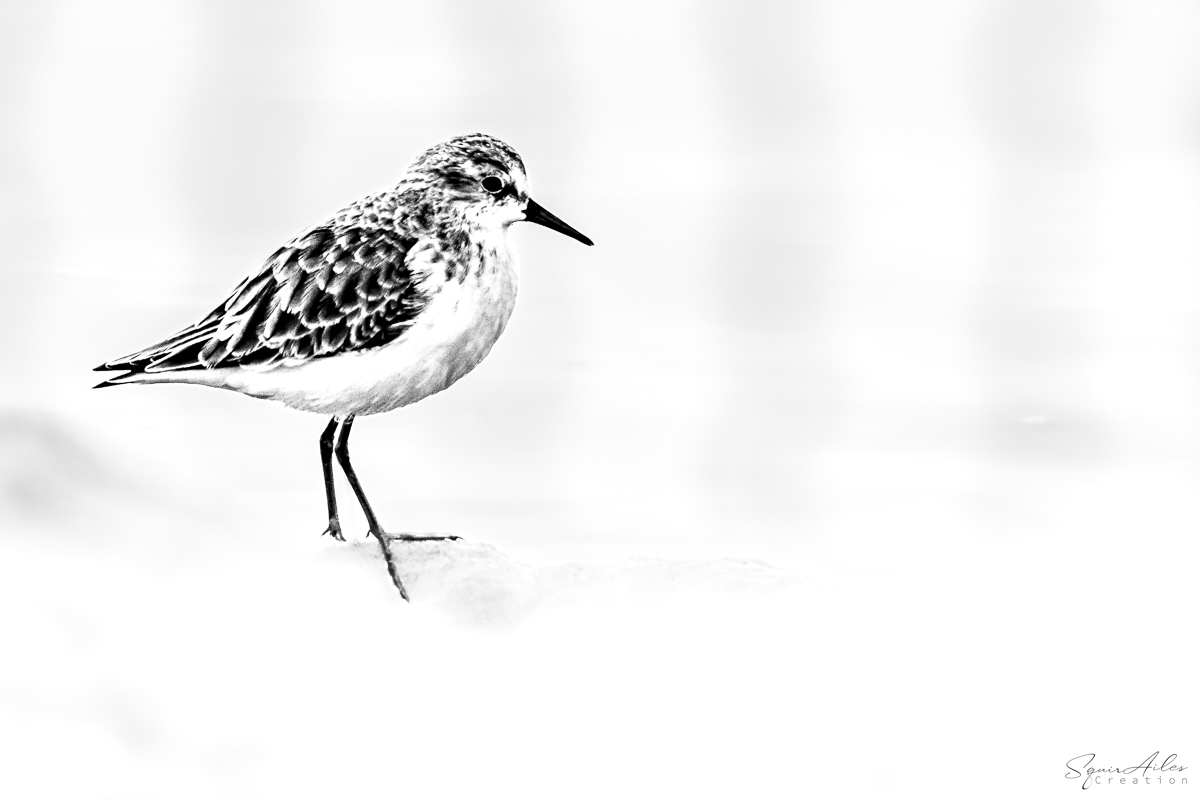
{"left": 94, "top": 133, "right": 593, "bottom": 600}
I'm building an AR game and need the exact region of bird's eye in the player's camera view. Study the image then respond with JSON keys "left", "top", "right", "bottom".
{"left": 482, "top": 176, "right": 505, "bottom": 194}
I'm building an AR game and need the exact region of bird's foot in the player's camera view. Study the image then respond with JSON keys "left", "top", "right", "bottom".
{"left": 322, "top": 520, "right": 346, "bottom": 542}
{"left": 384, "top": 533, "right": 463, "bottom": 542}
{"left": 360, "top": 530, "right": 457, "bottom": 603}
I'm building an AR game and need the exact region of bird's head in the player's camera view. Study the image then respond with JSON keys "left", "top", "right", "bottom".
{"left": 406, "top": 133, "right": 593, "bottom": 246}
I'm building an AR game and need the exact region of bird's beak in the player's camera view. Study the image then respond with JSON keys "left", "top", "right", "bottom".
{"left": 523, "top": 198, "right": 594, "bottom": 246}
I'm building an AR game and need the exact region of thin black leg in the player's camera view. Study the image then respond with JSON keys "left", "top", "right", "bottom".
{"left": 319, "top": 417, "right": 345, "bottom": 541}
{"left": 333, "top": 415, "right": 409, "bottom": 601}
{"left": 334, "top": 415, "right": 383, "bottom": 535}
{"left": 332, "top": 415, "right": 463, "bottom": 601}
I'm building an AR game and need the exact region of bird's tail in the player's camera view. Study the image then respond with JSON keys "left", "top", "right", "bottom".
{"left": 93, "top": 375, "right": 131, "bottom": 389}
{"left": 92, "top": 368, "right": 229, "bottom": 390}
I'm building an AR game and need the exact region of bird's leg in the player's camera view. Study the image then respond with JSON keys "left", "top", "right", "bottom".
{"left": 333, "top": 415, "right": 410, "bottom": 601}
{"left": 333, "top": 415, "right": 385, "bottom": 535}
{"left": 319, "top": 417, "right": 345, "bottom": 541}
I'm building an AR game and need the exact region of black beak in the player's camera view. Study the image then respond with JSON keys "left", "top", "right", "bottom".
{"left": 523, "top": 198, "right": 594, "bottom": 246}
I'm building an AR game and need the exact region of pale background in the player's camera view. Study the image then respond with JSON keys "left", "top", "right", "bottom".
{"left": 1, "top": 0, "right": 1197, "bottom": 797}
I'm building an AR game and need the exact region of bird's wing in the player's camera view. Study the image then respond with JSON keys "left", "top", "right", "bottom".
{"left": 97, "top": 225, "right": 428, "bottom": 375}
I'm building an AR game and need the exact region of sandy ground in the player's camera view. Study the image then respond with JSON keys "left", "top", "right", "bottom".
{"left": 1, "top": 405, "right": 1195, "bottom": 798}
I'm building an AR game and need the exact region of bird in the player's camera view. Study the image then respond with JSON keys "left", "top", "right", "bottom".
{"left": 94, "top": 133, "right": 593, "bottom": 600}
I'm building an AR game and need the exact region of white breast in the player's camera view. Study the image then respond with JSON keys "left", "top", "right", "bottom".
{"left": 224, "top": 244, "right": 519, "bottom": 416}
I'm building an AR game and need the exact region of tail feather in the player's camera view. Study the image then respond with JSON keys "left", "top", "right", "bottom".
{"left": 93, "top": 372, "right": 138, "bottom": 389}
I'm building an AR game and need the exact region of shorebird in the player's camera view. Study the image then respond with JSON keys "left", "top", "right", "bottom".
{"left": 94, "top": 133, "right": 593, "bottom": 600}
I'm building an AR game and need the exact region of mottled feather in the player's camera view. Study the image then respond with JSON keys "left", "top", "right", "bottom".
{"left": 99, "top": 225, "right": 426, "bottom": 376}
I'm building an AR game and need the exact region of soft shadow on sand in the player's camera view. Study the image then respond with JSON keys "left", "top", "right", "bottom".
{"left": 326, "top": 538, "right": 799, "bottom": 627}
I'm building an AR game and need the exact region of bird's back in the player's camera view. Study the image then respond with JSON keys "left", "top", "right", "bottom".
{"left": 96, "top": 190, "right": 520, "bottom": 416}
{"left": 221, "top": 230, "right": 520, "bottom": 416}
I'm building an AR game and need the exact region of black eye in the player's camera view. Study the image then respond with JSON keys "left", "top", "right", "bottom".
{"left": 482, "top": 176, "right": 505, "bottom": 194}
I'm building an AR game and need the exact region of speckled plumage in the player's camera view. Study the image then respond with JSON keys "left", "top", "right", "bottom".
{"left": 94, "top": 133, "right": 593, "bottom": 599}
{"left": 96, "top": 134, "right": 569, "bottom": 415}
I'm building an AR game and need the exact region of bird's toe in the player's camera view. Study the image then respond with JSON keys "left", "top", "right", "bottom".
{"left": 386, "top": 532, "right": 462, "bottom": 542}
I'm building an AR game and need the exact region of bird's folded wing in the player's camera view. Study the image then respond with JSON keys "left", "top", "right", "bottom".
{"left": 97, "top": 226, "right": 428, "bottom": 375}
